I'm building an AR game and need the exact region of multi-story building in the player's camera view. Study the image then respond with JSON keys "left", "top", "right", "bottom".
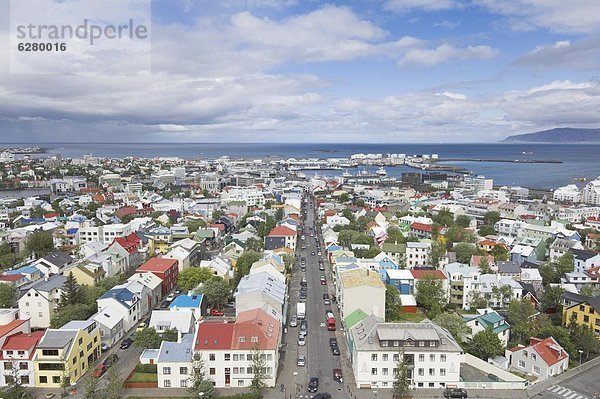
{"left": 406, "top": 242, "right": 431, "bottom": 268}
{"left": 18, "top": 275, "right": 66, "bottom": 329}
{"left": 338, "top": 268, "right": 386, "bottom": 320}
{"left": 443, "top": 263, "right": 481, "bottom": 310}
{"left": 562, "top": 296, "right": 600, "bottom": 336}
{"left": 464, "top": 309, "right": 511, "bottom": 347}
{"left": 136, "top": 258, "right": 179, "bottom": 296}
{"left": 582, "top": 177, "right": 600, "bottom": 205}
{"left": 264, "top": 226, "right": 297, "bottom": 252}
{"left": 506, "top": 337, "right": 568, "bottom": 381}
{"left": 347, "top": 316, "right": 462, "bottom": 389}
{"left": 34, "top": 319, "right": 101, "bottom": 388}
{"left": 0, "top": 330, "right": 44, "bottom": 387}
{"left": 78, "top": 222, "right": 133, "bottom": 245}
{"left": 553, "top": 184, "right": 581, "bottom": 203}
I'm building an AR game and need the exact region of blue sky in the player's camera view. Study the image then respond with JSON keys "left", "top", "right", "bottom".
{"left": 1, "top": 0, "right": 600, "bottom": 143}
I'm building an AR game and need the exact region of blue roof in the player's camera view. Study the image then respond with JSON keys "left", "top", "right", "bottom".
{"left": 66, "top": 228, "right": 79, "bottom": 234}
{"left": 170, "top": 294, "right": 204, "bottom": 308}
{"left": 100, "top": 287, "right": 135, "bottom": 308}
{"left": 5, "top": 265, "right": 39, "bottom": 275}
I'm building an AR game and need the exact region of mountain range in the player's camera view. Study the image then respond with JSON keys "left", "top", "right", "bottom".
{"left": 502, "top": 128, "right": 600, "bottom": 143}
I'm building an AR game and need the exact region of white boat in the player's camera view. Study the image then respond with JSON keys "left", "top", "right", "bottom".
{"left": 342, "top": 170, "right": 352, "bottom": 177}
{"left": 376, "top": 167, "right": 387, "bottom": 176}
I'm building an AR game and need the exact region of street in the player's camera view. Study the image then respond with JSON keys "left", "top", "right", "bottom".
{"left": 535, "top": 365, "right": 600, "bottom": 399}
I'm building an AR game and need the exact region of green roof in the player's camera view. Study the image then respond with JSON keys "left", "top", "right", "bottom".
{"left": 195, "top": 229, "right": 214, "bottom": 238}
{"left": 381, "top": 242, "right": 406, "bottom": 253}
{"left": 344, "top": 308, "right": 369, "bottom": 330}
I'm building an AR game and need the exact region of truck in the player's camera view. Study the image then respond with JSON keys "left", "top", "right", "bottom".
{"left": 325, "top": 310, "right": 336, "bottom": 331}
{"left": 297, "top": 303, "right": 306, "bottom": 320}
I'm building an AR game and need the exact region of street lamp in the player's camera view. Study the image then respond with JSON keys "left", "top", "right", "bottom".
{"left": 578, "top": 350, "right": 583, "bottom": 365}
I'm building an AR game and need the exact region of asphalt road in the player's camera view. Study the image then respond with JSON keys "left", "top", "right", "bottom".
{"left": 282, "top": 194, "right": 344, "bottom": 398}
{"left": 537, "top": 365, "right": 600, "bottom": 399}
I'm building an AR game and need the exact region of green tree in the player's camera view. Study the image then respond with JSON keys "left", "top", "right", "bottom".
{"left": 188, "top": 353, "right": 214, "bottom": 399}
{"left": 479, "top": 256, "right": 493, "bottom": 274}
{"left": 433, "top": 313, "right": 472, "bottom": 343}
{"left": 432, "top": 210, "right": 454, "bottom": 227}
{"left": 483, "top": 211, "right": 500, "bottom": 226}
{"left": 454, "top": 242, "right": 478, "bottom": 264}
{"left": 580, "top": 285, "right": 600, "bottom": 297}
{"left": 178, "top": 267, "right": 213, "bottom": 292}
{"left": 415, "top": 275, "right": 448, "bottom": 318}
{"left": 25, "top": 230, "right": 54, "bottom": 258}
{"left": 455, "top": 215, "right": 472, "bottom": 228}
{"left": 355, "top": 216, "right": 375, "bottom": 232}
{"left": 50, "top": 303, "right": 95, "bottom": 328}
{"left": 568, "top": 321, "right": 600, "bottom": 362}
{"left": 541, "top": 285, "right": 564, "bottom": 313}
{"left": 491, "top": 285, "right": 513, "bottom": 308}
{"left": 430, "top": 241, "right": 446, "bottom": 268}
{"left": 467, "top": 328, "right": 504, "bottom": 361}
{"left": 134, "top": 327, "right": 162, "bottom": 349}
{"left": 393, "top": 351, "right": 411, "bottom": 398}
{"left": 274, "top": 207, "right": 284, "bottom": 222}
{"left": 200, "top": 278, "right": 231, "bottom": 307}
{"left": 185, "top": 219, "right": 206, "bottom": 233}
{"left": 470, "top": 290, "right": 489, "bottom": 309}
{"left": 478, "top": 225, "right": 496, "bottom": 237}
{"left": 244, "top": 237, "right": 263, "bottom": 252}
{"left": 235, "top": 251, "right": 261, "bottom": 278}
{"left": 490, "top": 245, "right": 509, "bottom": 261}
{"left": 0, "top": 242, "right": 18, "bottom": 269}
{"left": 354, "top": 198, "right": 365, "bottom": 207}
{"left": 282, "top": 254, "right": 295, "bottom": 273}
{"left": 250, "top": 346, "right": 268, "bottom": 396}
{"left": 0, "top": 284, "right": 17, "bottom": 308}
{"left": 385, "top": 285, "right": 403, "bottom": 322}
{"left": 59, "top": 272, "right": 83, "bottom": 309}
{"left": 162, "top": 328, "right": 179, "bottom": 342}
{"left": 105, "top": 365, "right": 123, "bottom": 399}
{"left": 506, "top": 298, "right": 537, "bottom": 345}
{"left": 339, "top": 192, "right": 350, "bottom": 203}
{"left": 386, "top": 226, "right": 405, "bottom": 244}
{"left": 83, "top": 368, "right": 103, "bottom": 399}
{"left": 539, "top": 253, "right": 574, "bottom": 284}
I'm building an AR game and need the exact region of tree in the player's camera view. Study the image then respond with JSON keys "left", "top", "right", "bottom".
{"left": 393, "top": 351, "right": 411, "bottom": 398}
{"left": 385, "top": 285, "right": 403, "bottom": 322}
{"left": 235, "top": 251, "right": 261, "bottom": 278}
{"left": 134, "top": 327, "right": 162, "bottom": 349}
{"left": 200, "top": 278, "right": 231, "bottom": 307}
{"left": 568, "top": 321, "right": 600, "bottom": 361}
{"left": 250, "top": 346, "right": 268, "bottom": 395}
{"left": 162, "top": 328, "right": 179, "bottom": 342}
{"left": 188, "top": 353, "right": 214, "bottom": 399}
{"left": 83, "top": 369, "right": 103, "bottom": 399}
{"left": 491, "top": 285, "right": 513, "bottom": 308}
{"left": 105, "top": 365, "right": 123, "bottom": 399}
{"left": 580, "top": 285, "right": 600, "bottom": 297}
{"left": 386, "top": 226, "right": 405, "bottom": 244}
{"left": 430, "top": 241, "right": 446, "bottom": 268}
{"left": 490, "top": 245, "right": 509, "bottom": 261}
{"left": 178, "top": 267, "right": 213, "bottom": 292}
{"left": 354, "top": 198, "right": 365, "bottom": 207}
{"left": 211, "top": 210, "right": 224, "bottom": 221}
{"left": 415, "top": 275, "right": 448, "bottom": 318}
{"left": 185, "top": 219, "right": 206, "bottom": 233}
{"left": 274, "top": 207, "right": 284, "bottom": 222}
{"left": 454, "top": 242, "right": 478, "bottom": 264}
{"left": 483, "top": 211, "right": 500, "bottom": 227}
{"left": 50, "top": 303, "right": 95, "bottom": 328}
{"left": 541, "top": 285, "right": 564, "bottom": 313}
{"left": 470, "top": 291, "right": 488, "bottom": 309}
{"left": 59, "top": 272, "right": 83, "bottom": 308}
{"left": 0, "top": 284, "right": 17, "bottom": 308}
{"left": 244, "top": 237, "right": 263, "bottom": 252}
{"left": 467, "top": 328, "right": 503, "bottom": 361}
{"left": 282, "top": 254, "right": 295, "bottom": 273}
{"left": 433, "top": 313, "right": 472, "bottom": 343}
{"left": 432, "top": 210, "right": 453, "bottom": 228}
{"left": 506, "top": 299, "right": 537, "bottom": 345}
{"left": 478, "top": 225, "right": 496, "bottom": 237}
{"left": 479, "top": 257, "right": 492, "bottom": 274}
{"left": 455, "top": 215, "right": 471, "bottom": 228}
{"left": 539, "top": 253, "right": 574, "bottom": 284}
{"left": 25, "top": 230, "right": 54, "bottom": 258}
{"left": 339, "top": 192, "right": 349, "bottom": 203}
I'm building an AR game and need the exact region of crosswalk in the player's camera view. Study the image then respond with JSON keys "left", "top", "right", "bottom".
{"left": 547, "top": 385, "right": 589, "bottom": 399}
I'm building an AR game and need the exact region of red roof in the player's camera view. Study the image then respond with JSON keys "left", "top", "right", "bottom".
{"left": 529, "top": 337, "right": 568, "bottom": 366}
{"left": 195, "top": 322, "right": 234, "bottom": 350}
{"left": 232, "top": 309, "right": 280, "bottom": 350}
{"left": 269, "top": 226, "right": 296, "bottom": 237}
{"left": 587, "top": 216, "right": 600, "bottom": 223}
{"left": 136, "top": 258, "right": 178, "bottom": 273}
{"left": 0, "top": 319, "right": 29, "bottom": 339}
{"left": 324, "top": 210, "right": 336, "bottom": 217}
{"left": 0, "top": 274, "right": 24, "bottom": 282}
{"left": 112, "top": 232, "right": 141, "bottom": 254}
{"left": 410, "top": 269, "right": 446, "bottom": 280}
{"left": 43, "top": 212, "right": 59, "bottom": 219}
{"left": 410, "top": 222, "right": 433, "bottom": 232}
{"left": 210, "top": 223, "right": 225, "bottom": 231}
{"left": 1, "top": 331, "right": 44, "bottom": 359}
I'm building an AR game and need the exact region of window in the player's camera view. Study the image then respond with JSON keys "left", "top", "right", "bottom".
{"left": 371, "top": 368, "right": 377, "bottom": 375}
{"left": 79, "top": 338, "right": 83, "bottom": 345}
{"left": 430, "top": 354, "right": 435, "bottom": 362}
{"left": 209, "top": 368, "right": 216, "bottom": 375}
{"left": 518, "top": 360, "right": 525, "bottom": 368}
{"left": 523, "top": 350, "right": 528, "bottom": 358}
{"left": 584, "top": 315, "right": 590, "bottom": 323}
{"left": 429, "top": 341, "right": 436, "bottom": 347}
{"left": 251, "top": 337, "right": 258, "bottom": 343}
{"left": 418, "top": 354, "right": 425, "bottom": 362}
{"left": 440, "top": 354, "right": 446, "bottom": 362}
{"left": 418, "top": 341, "right": 425, "bottom": 347}
{"left": 38, "top": 312, "right": 42, "bottom": 318}
{"left": 238, "top": 380, "right": 244, "bottom": 387}
{"left": 20, "top": 376, "right": 29, "bottom": 385}
{"left": 531, "top": 354, "right": 537, "bottom": 361}
{"left": 19, "top": 362, "right": 28, "bottom": 370}
{"left": 3, "top": 362, "right": 12, "bottom": 369}
{"left": 267, "top": 354, "right": 273, "bottom": 361}
{"left": 18, "top": 351, "right": 25, "bottom": 356}
{"left": 163, "top": 367, "right": 171, "bottom": 375}
{"left": 247, "top": 354, "right": 252, "bottom": 361}
{"left": 381, "top": 340, "right": 388, "bottom": 347}
{"left": 209, "top": 354, "right": 215, "bottom": 361}
{"left": 429, "top": 383, "right": 435, "bottom": 387}
{"left": 52, "top": 376, "right": 61, "bottom": 384}
{"left": 180, "top": 380, "right": 187, "bottom": 388}
{"left": 440, "top": 369, "right": 446, "bottom": 376}
{"left": 224, "top": 354, "right": 231, "bottom": 361}
{"left": 164, "top": 380, "right": 171, "bottom": 388}
{"left": 247, "top": 367, "right": 252, "bottom": 374}
{"left": 429, "top": 368, "right": 435, "bottom": 376}
{"left": 418, "top": 368, "right": 424, "bottom": 376}
{"left": 382, "top": 368, "right": 388, "bottom": 376}
{"left": 371, "top": 354, "right": 378, "bottom": 361}
{"left": 39, "top": 376, "right": 48, "bottom": 384}
{"left": 382, "top": 354, "right": 388, "bottom": 362}
{"left": 180, "top": 367, "right": 188, "bottom": 375}
{"left": 233, "top": 367, "right": 239, "bottom": 374}
{"left": 393, "top": 354, "right": 399, "bottom": 362}
{"left": 233, "top": 354, "right": 239, "bottom": 361}
{"left": 533, "top": 366, "right": 540, "bottom": 375}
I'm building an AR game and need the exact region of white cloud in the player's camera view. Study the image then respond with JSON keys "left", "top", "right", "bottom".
{"left": 436, "top": 91, "right": 467, "bottom": 100}
{"left": 399, "top": 44, "right": 498, "bottom": 66}
{"left": 385, "top": 0, "right": 460, "bottom": 13}
{"left": 515, "top": 35, "right": 600, "bottom": 70}
{"left": 434, "top": 20, "right": 460, "bottom": 29}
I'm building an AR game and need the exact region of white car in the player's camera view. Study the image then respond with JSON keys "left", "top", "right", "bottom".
{"left": 166, "top": 293, "right": 175, "bottom": 302}
{"left": 298, "top": 336, "right": 306, "bottom": 346}
{"left": 297, "top": 355, "right": 306, "bottom": 366}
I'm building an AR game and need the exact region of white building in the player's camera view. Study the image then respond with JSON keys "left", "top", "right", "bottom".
{"left": 443, "top": 263, "right": 481, "bottom": 310}
{"left": 338, "top": 269, "right": 386, "bottom": 320}
{"left": 18, "top": 275, "right": 66, "bottom": 329}
{"left": 553, "top": 185, "right": 581, "bottom": 203}
{"left": 506, "top": 337, "right": 568, "bottom": 381}
{"left": 582, "top": 177, "right": 600, "bottom": 205}
{"left": 348, "top": 316, "right": 462, "bottom": 389}
{"left": 78, "top": 221, "right": 133, "bottom": 244}
{"left": 406, "top": 242, "right": 431, "bottom": 268}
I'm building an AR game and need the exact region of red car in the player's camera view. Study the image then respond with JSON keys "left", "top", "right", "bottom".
{"left": 210, "top": 308, "right": 224, "bottom": 316}
{"left": 92, "top": 364, "right": 107, "bottom": 378}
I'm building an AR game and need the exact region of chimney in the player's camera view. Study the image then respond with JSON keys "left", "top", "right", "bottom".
{"left": 177, "top": 329, "right": 182, "bottom": 343}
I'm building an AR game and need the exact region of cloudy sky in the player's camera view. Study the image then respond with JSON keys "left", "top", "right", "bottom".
{"left": 1, "top": 0, "right": 600, "bottom": 143}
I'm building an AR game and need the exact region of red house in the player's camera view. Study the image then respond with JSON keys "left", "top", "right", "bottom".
{"left": 136, "top": 258, "right": 179, "bottom": 295}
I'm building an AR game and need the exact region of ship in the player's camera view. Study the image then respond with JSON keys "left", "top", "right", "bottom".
{"left": 376, "top": 167, "right": 387, "bottom": 176}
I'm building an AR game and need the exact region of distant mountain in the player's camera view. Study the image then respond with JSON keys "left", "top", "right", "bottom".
{"left": 502, "top": 128, "right": 600, "bottom": 143}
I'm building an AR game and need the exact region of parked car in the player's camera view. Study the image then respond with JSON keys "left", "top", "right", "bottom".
{"left": 311, "top": 251, "right": 315, "bottom": 256}
{"left": 300, "top": 291, "right": 307, "bottom": 300}
{"left": 444, "top": 388, "right": 468, "bottom": 398}
{"left": 301, "top": 277, "right": 307, "bottom": 287}
{"left": 298, "top": 335, "right": 306, "bottom": 346}
{"left": 317, "top": 251, "right": 322, "bottom": 256}
{"left": 329, "top": 337, "right": 338, "bottom": 347}
{"left": 92, "top": 364, "right": 107, "bottom": 378}
{"left": 120, "top": 338, "right": 132, "bottom": 349}
{"left": 297, "top": 355, "right": 306, "bottom": 367}
{"left": 44, "top": 394, "right": 55, "bottom": 399}
{"left": 102, "top": 353, "right": 119, "bottom": 367}
{"left": 308, "top": 377, "right": 319, "bottom": 392}
{"left": 210, "top": 308, "right": 224, "bottom": 316}
{"left": 100, "top": 343, "right": 109, "bottom": 353}
{"left": 319, "top": 264, "right": 325, "bottom": 271}
{"left": 313, "top": 393, "right": 331, "bottom": 399}
{"left": 333, "top": 368, "right": 343, "bottom": 383}
{"left": 320, "top": 275, "right": 326, "bottom": 285}
{"left": 324, "top": 298, "right": 330, "bottom": 305}
{"left": 289, "top": 315, "right": 298, "bottom": 327}
{"left": 136, "top": 324, "right": 146, "bottom": 333}
{"left": 330, "top": 345, "right": 340, "bottom": 356}
{"left": 166, "top": 293, "right": 176, "bottom": 302}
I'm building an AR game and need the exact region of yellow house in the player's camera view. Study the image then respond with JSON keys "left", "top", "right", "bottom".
{"left": 145, "top": 227, "right": 172, "bottom": 255}
{"left": 69, "top": 264, "right": 106, "bottom": 286}
{"left": 34, "top": 319, "right": 101, "bottom": 387}
{"left": 562, "top": 297, "right": 600, "bottom": 337}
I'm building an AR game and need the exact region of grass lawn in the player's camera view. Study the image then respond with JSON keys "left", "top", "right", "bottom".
{"left": 127, "top": 372, "right": 158, "bottom": 383}
{"left": 394, "top": 312, "right": 426, "bottom": 322}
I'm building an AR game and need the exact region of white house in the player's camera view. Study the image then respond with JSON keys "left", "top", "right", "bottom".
{"left": 443, "top": 263, "right": 481, "bottom": 310}
{"left": 96, "top": 283, "right": 143, "bottom": 331}
{"left": 506, "top": 337, "right": 568, "bottom": 381}
{"left": 18, "top": 275, "right": 66, "bottom": 329}
{"left": 464, "top": 309, "right": 511, "bottom": 347}
{"left": 234, "top": 272, "right": 285, "bottom": 316}
{"left": 149, "top": 309, "right": 195, "bottom": 335}
{"left": 338, "top": 268, "right": 386, "bottom": 320}
{"left": 406, "top": 242, "right": 431, "bottom": 268}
